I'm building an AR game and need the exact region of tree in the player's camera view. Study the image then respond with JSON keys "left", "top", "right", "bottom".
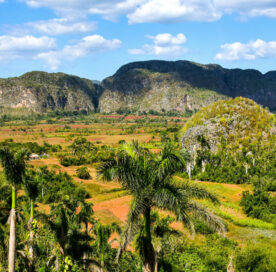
{"left": 22, "top": 174, "right": 39, "bottom": 272}
{"left": 76, "top": 201, "right": 95, "bottom": 269}
{"left": 48, "top": 198, "right": 92, "bottom": 270}
{"left": 97, "top": 141, "right": 225, "bottom": 272}
{"left": 94, "top": 222, "right": 121, "bottom": 272}
{"left": 0, "top": 147, "right": 27, "bottom": 272}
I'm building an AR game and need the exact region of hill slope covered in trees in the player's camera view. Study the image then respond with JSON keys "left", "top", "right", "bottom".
{"left": 181, "top": 97, "right": 276, "bottom": 184}
{"left": 1, "top": 60, "right": 276, "bottom": 114}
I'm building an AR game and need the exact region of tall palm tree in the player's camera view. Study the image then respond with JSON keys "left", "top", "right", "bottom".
{"left": 76, "top": 201, "right": 95, "bottom": 269}
{"left": 0, "top": 147, "right": 27, "bottom": 272}
{"left": 94, "top": 222, "right": 121, "bottom": 272}
{"left": 23, "top": 175, "right": 39, "bottom": 272}
{"left": 48, "top": 199, "right": 91, "bottom": 269}
{"left": 97, "top": 141, "right": 225, "bottom": 272}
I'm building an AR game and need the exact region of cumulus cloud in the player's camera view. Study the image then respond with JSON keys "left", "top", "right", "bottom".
{"left": 22, "top": 0, "right": 276, "bottom": 23}
{"left": 0, "top": 35, "right": 56, "bottom": 61}
{"left": 129, "top": 33, "right": 187, "bottom": 57}
{"left": 37, "top": 34, "right": 122, "bottom": 69}
{"left": 128, "top": 0, "right": 221, "bottom": 23}
{"left": 26, "top": 18, "right": 96, "bottom": 35}
{"left": 214, "top": 0, "right": 276, "bottom": 19}
{"left": 23, "top": 0, "right": 144, "bottom": 20}
{"left": 215, "top": 39, "right": 276, "bottom": 61}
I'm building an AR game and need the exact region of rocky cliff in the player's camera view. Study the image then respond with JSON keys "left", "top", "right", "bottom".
{"left": 0, "top": 60, "right": 276, "bottom": 114}
{"left": 0, "top": 71, "right": 103, "bottom": 113}
{"left": 99, "top": 60, "right": 276, "bottom": 113}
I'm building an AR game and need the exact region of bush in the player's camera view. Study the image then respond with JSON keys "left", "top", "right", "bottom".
{"left": 240, "top": 187, "right": 276, "bottom": 222}
{"left": 76, "top": 167, "right": 91, "bottom": 180}
{"left": 60, "top": 156, "right": 87, "bottom": 167}
{"left": 235, "top": 242, "right": 276, "bottom": 272}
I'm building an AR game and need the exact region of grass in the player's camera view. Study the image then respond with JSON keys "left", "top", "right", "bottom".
{"left": 82, "top": 182, "right": 128, "bottom": 203}
{"left": 93, "top": 209, "right": 123, "bottom": 225}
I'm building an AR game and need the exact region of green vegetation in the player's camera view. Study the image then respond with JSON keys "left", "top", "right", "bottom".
{"left": 235, "top": 242, "right": 276, "bottom": 272}
{"left": 97, "top": 141, "right": 225, "bottom": 272}
{"left": 76, "top": 167, "right": 91, "bottom": 180}
{"left": 0, "top": 97, "right": 275, "bottom": 271}
{"left": 181, "top": 97, "right": 276, "bottom": 184}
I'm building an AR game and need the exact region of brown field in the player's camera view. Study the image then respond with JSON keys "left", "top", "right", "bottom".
{"left": 1, "top": 115, "right": 275, "bottom": 247}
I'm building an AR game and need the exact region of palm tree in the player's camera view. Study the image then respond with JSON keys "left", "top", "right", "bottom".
{"left": 48, "top": 199, "right": 92, "bottom": 269}
{"left": 23, "top": 175, "right": 39, "bottom": 272}
{"left": 76, "top": 201, "right": 95, "bottom": 269}
{"left": 94, "top": 222, "right": 121, "bottom": 272}
{"left": 0, "top": 147, "right": 27, "bottom": 272}
{"left": 97, "top": 141, "right": 225, "bottom": 272}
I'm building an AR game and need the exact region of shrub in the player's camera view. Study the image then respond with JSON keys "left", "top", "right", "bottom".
{"left": 76, "top": 167, "right": 91, "bottom": 180}
{"left": 235, "top": 242, "right": 276, "bottom": 272}
{"left": 240, "top": 187, "right": 276, "bottom": 223}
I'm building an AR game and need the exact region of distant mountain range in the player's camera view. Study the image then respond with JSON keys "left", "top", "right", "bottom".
{"left": 0, "top": 60, "right": 276, "bottom": 114}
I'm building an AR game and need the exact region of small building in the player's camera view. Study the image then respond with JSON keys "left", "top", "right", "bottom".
{"left": 30, "top": 153, "right": 40, "bottom": 160}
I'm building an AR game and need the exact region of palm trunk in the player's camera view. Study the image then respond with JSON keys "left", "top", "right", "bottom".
{"left": 143, "top": 208, "right": 156, "bottom": 272}
{"left": 145, "top": 208, "right": 151, "bottom": 242}
{"left": 8, "top": 186, "right": 16, "bottom": 272}
{"left": 100, "top": 252, "right": 104, "bottom": 272}
{"left": 154, "top": 251, "right": 158, "bottom": 272}
{"left": 28, "top": 200, "right": 34, "bottom": 272}
{"left": 83, "top": 222, "right": 88, "bottom": 270}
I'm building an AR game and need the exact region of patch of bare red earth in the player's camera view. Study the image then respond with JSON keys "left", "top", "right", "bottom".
{"left": 89, "top": 195, "right": 132, "bottom": 223}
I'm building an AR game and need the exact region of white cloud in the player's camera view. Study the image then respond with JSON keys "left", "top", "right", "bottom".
{"left": 128, "top": 0, "right": 221, "bottom": 23}
{"left": 129, "top": 33, "right": 187, "bottom": 57}
{"left": 23, "top": 0, "right": 144, "bottom": 20}
{"left": 215, "top": 39, "right": 276, "bottom": 61}
{"left": 214, "top": 0, "right": 276, "bottom": 18}
{"left": 26, "top": 18, "right": 96, "bottom": 35}
{"left": 20, "top": 0, "right": 276, "bottom": 23}
{"left": 0, "top": 35, "right": 56, "bottom": 61}
{"left": 37, "top": 34, "right": 122, "bottom": 69}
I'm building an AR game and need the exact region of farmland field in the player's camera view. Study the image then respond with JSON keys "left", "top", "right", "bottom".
{"left": 1, "top": 113, "right": 275, "bottom": 249}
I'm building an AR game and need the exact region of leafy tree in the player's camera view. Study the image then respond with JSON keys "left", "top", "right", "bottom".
{"left": 97, "top": 141, "right": 225, "bottom": 272}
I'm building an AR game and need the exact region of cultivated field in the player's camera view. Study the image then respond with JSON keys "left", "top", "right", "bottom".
{"left": 1, "top": 114, "right": 275, "bottom": 248}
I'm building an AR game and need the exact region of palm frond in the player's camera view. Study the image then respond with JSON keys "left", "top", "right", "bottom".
{"left": 0, "top": 147, "right": 27, "bottom": 186}
{"left": 152, "top": 188, "right": 195, "bottom": 234}
{"left": 171, "top": 179, "right": 220, "bottom": 204}
{"left": 116, "top": 196, "right": 147, "bottom": 261}
{"left": 187, "top": 201, "right": 226, "bottom": 234}
{"left": 96, "top": 158, "right": 118, "bottom": 181}
{"left": 156, "top": 144, "right": 186, "bottom": 183}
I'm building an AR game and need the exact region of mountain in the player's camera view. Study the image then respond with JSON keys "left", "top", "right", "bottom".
{"left": 99, "top": 60, "right": 276, "bottom": 113}
{"left": 180, "top": 97, "right": 276, "bottom": 183}
{"left": 0, "top": 71, "right": 103, "bottom": 113}
{"left": 0, "top": 60, "right": 276, "bottom": 114}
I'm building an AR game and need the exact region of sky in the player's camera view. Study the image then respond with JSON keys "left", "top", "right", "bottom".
{"left": 0, "top": 0, "right": 276, "bottom": 80}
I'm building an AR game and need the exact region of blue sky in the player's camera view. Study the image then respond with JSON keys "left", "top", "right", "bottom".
{"left": 0, "top": 0, "right": 276, "bottom": 80}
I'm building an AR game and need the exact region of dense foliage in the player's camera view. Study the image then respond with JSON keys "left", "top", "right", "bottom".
{"left": 181, "top": 97, "right": 276, "bottom": 184}
{"left": 60, "top": 137, "right": 115, "bottom": 166}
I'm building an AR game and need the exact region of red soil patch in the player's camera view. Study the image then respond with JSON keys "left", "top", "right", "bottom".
{"left": 92, "top": 195, "right": 132, "bottom": 222}
{"left": 145, "top": 137, "right": 151, "bottom": 143}
{"left": 124, "top": 116, "right": 143, "bottom": 120}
